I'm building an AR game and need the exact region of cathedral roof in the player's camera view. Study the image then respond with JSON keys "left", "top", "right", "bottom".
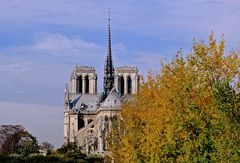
{"left": 69, "top": 87, "right": 121, "bottom": 113}
{"left": 70, "top": 94, "right": 100, "bottom": 111}
{"left": 100, "top": 87, "right": 121, "bottom": 109}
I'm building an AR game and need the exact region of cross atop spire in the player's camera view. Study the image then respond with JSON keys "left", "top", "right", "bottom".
{"left": 103, "top": 10, "right": 115, "bottom": 100}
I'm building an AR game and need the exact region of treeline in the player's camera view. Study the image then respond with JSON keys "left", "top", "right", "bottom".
{"left": 0, "top": 128, "right": 103, "bottom": 163}
{"left": 0, "top": 143, "right": 103, "bottom": 163}
{"left": 109, "top": 34, "right": 240, "bottom": 162}
{"left": 0, "top": 153, "right": 102, "bottom": 163}
{"left": 0, "top": 130, "right": 39, "bottom": 156}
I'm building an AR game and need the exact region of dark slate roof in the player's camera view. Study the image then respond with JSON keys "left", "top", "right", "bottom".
{"left": 101, "top": 88, "right": 121, "bottom": 108}
{"left": 69, "top": 88, "right": 122, "bottom": 113}
{"left": 70, "top": 94, "right": 100, "bottom": 112}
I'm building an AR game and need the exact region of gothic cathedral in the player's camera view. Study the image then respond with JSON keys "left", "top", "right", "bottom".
{"left": 63, "top": 17, "right": 140, "bottom": 155}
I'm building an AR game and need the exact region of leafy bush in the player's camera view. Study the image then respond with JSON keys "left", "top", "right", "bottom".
{"left": 0, "top": 152, "right": 103, "bottom": 163}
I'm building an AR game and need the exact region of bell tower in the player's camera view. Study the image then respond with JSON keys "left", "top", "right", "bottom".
{"left": 70, "top": 66, "right": 97, "bottom": 95}
{"left": 115, "top": 66, "right": 140, "bottom": 96}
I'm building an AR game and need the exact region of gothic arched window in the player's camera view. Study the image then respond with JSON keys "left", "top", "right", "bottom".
{"left": 85, "top": 75, "right": 89, "bottom": 94}
{"left": 119, "top": 76, "right": 124, "bottom": 96}
{"left": 127, "top": 76, "right": 132, "bottom": 94}
{"left": 78, "top": 118, "right": 85, "bottom": 130}
{"left": 78, "top": 75, "right": 82, "bottom": 94}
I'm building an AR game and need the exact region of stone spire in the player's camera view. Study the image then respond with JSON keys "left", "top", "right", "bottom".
{"left": 103, "top": 11, "right": 114, "bottom": 99}
{"left": 64, "top": 83, "right": 70, "bottom": 108}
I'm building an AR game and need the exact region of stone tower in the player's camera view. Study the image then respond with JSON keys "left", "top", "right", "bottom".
{"left": 70, "top": 66, "right": 97, "bottom": 95}
{"left": 115, "top": 66, "right": 140, "bottom": 96}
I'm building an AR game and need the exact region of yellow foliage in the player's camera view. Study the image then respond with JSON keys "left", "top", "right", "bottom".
{"left": 110, "top": 33, "right": 240, "bottom": 162}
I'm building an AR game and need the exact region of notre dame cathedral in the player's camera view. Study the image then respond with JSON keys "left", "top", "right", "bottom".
{"left": 63, "top": 17, "right": 140, "bottom": 155}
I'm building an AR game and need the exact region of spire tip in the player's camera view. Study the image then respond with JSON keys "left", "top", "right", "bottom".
{"left": 108, "top": 8, "right": 111, "bottom": 21}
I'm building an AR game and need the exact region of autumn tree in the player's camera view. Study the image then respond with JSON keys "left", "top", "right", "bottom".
{"left": 110, "top": 34, "right": 240, "bottom": 162}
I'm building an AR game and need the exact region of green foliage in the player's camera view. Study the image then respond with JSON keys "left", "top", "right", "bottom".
{"left": 57, "top": 142, "right": 79, "bottom": 154}
{"left": 1, "top": 130, "right": 39, "bottom": 157}
{"left": 0, "top": 141, "right": 104, "bottom": 162}
{"left": 214, "top": 81, "right": 240, "bottom": 126}
{"left": 0, "top": 153, "right": 103, "bottom": 163}
{"left": 20, "top": 140, "right": 39, "bottom": 157}
{"left": 62, "top": 152, "right": 86, "bottom": 160}
{"left": 40, "top": 141, "right": 54, "bottom": 151}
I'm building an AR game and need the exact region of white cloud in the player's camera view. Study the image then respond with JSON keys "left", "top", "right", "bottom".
{"left": 0, "top": 57, "right": 32, "bottom": 77}
{"left": 132, "top": 51, "right": 163, "bottom": 75}
{"left": 0, "top": 0, "right": 105, "bottom": 27}
{"left": 0, "top": 0, "right": 240, "bottom": 47}
{"left": 32, "top": 33, "right": 103, "bottom": 57}
{"left": 2, "top": 33, "right": 104, "bottom": 60}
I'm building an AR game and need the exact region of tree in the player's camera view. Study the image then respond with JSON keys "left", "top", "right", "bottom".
{"left": 57, "top": 142, "right": 78, "bottom": 154}
{"left": 1, "top": 130, "right": 39, "bottom": 156}
{"left": 213, "top": 81, "right": 240, "bottom": 161}
{"left": 214, "top": 81, "right": 240, "bottom": 126}
{"left": 41, "top": 142, "right": 54, "bottom": 151}
{"left": 110, "top": 33, "right": 240, "bottom": 162}
{"left": 40, "top": 141, "right": 54, "bottom": 155}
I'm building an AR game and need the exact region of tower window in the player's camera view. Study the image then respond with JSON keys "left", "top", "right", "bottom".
{"left": 85, "top": 75, "right": 89, "bottom": 94}
{"left": 119, "top": 76, "right": 124, "bottom": 96}
{"left": 78, "top": 75, "right": 82, "bottom": 94}
{"left": 127, "top": 76, "right": 132, "bottom": 94}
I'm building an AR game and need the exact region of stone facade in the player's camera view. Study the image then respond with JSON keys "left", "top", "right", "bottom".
{"left": 64, "top": 19, "right": 139, "bottom": 155}
{"left": 115, "top": 66, "right": 139, "bottom": 95}
{"left": 70, "top": 66, "right": 97, "bottom": 94}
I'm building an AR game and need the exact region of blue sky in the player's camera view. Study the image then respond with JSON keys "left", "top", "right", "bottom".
{"left": 0, "top": 0, "right": 240, "bottom": 147}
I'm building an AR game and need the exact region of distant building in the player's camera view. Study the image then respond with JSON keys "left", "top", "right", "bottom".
{"left": 64, "top": 18, "right": 140, "bottom": 155}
